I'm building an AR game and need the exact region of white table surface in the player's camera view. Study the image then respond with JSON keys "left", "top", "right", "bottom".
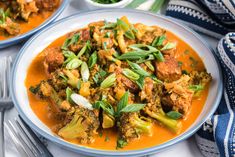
{"left": 1, "top": 0, "right": 219, "bottom": 156}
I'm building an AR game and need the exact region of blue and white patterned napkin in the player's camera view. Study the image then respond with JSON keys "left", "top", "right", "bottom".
{"left": 166, "top": 1, "right": 235, "bottom": 157}
{"left": 166, "top": 0, "right": 235, "bottom": 39}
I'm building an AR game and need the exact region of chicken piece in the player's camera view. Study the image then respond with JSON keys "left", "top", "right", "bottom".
{"left": 43, "top": 47, "right": 64, "bottom": 74}
{"left": 116, "top": 74, "right": 139, "bottom": 93}
{"left": 36, "top": 0, "right": 60, "bottom": 11}
{"left": 162, "top": 75, "right": 194, "bottom": 115}
{"left": 155, "top": 55, "right": 182, "bottom": 82}
{"left": 0, "top": 17, "right": 20, "bottom": 35}
{"left": 17, "top": 0, "right": 38, "bottom": 20}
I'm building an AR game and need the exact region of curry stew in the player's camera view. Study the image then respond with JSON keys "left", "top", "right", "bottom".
{"left": 26, "top": 17, "right": 211, "bottom": 150}
{"left": 0, "top": 0, "right": 60, "bottom": 40}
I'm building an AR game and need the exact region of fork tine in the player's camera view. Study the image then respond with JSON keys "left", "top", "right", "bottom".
{"left": 2, "top": 57, "right": 7, "bottom": 99}
{"left": 15, "top": 118, "right": 42, "bottom": 156}
{"left": 17, "top": 117, "right": 53, "bottom": 157}
{"left": 6, "top": 56, "right": 12, "bottom": 98}
{"left": 4, "top": 122, "right": 29, "bottom": 157}
{"left": 8, "top": 120, "right": 36, "bottom": 157}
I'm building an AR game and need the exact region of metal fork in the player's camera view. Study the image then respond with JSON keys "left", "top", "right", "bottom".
{"left": 4, "top": 117, "right": 53, "bottom": 157}
{"left": 0, "top": 56, "right": 14, "bottom": 157}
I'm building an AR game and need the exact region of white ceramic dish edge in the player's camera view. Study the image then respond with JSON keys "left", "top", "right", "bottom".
{"left": 11, "top": 9, "right": 223, "bottom": 157}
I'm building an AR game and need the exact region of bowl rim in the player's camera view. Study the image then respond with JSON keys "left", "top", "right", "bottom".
{"left": 11, "top": 9, "right": 223, "bottom": 157}
{"left": 85, "top": 0, "right": 131, "bottom": 8}
{"left": 0, "top": 0, "right": 70, "bottom": 48}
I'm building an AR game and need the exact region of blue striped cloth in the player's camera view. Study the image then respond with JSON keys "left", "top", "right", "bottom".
{"left": 166, "top": 1, "right": 235, "bottom": 157}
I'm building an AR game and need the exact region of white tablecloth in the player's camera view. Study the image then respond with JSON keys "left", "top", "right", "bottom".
{"left": 1, "top": 0, "right": 218, "bottom": 156}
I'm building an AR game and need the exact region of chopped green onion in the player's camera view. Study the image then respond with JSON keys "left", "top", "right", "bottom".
{"left": 135, "top": 76, "right": 145, "bottom": 89}
{"left": 117, "top": 18, "right": 129, "bottom": 31}
{"left": 161, "top": 42, "right": 176, "bottom": 51}
{"left": 70, "top": 93, "right": 93, "bottom": 110}
{"left": 145, "top": 61, "right": 155, "bottom": 71}
{"left": 189, "top": 84, "right": 204, "bottom": 92}
{"left": 101, "top": 22, "right": 117, "bottom": 30}
{"left": 77, "top": 79, "right": 82, "bottom": 90}
{"left": 166, "top": 111, "right": 182, "bottom": 120}
{"left": 100, "top": 73, "right": 116, "bottom": 88}
{"left": 81, "top": 62, "right": 90, "bottom": 82}
{"left": 63, "top": 50, "right": 76, "bottom": 58}
{"left": 153, "top": 50, "right": 164, "bottom": 62}
{"left": 116, "top": 91, "right": 129, "bottom": 116}
{"left": 77, "top": 40, "right": 91, "bottom": 58}
{"left": 116, "top": 138, "right": 128, "bottom": 149}
{"left": 127, "top": 61, "right": 151, "bottom": 77}
{"left": 93, "top": 101, "right": 115, "bottom": 116}
{"left": 88, "top": 51, "right": 98, "bottom": 68}
{"left": 61, "top": 33, "right": 80, "bottom": 50}
{"left": 124, "top": 30, "right": 135, "bottom": 40}
{"left": 66, "top": 58, "right": 82, "bottom": 69}
{"left": 66, "top": 87, "right": 73, "bottom": 103}
{"left": 120, "top": 104, "right": 146, "bottom": 113}
{"left": 117, "top": 51, "right": 151, "bottom": 60}
{"left": 122, "top": 68, "right": 140, "bottom": 81}
{"left": 152, "top": 35, "right": 166, "bottom": 47}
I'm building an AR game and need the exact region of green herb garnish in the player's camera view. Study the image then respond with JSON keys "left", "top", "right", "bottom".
{"left": 116, "top": 138, "right": 128, "bottom": 149}
{"left": 61, "top": 33, "right": 80, "bottom": 50}
{"left": 152, "top": 35, "right": 166, "bottom": 47}
{"left": 120, "top": 104, "right": 146, "bottom": 113}
{"left": 189, "top": 84, "right": 204, "bottom": 92}
{"left": 166, "top": 111, "right": 182, "bottom": 120}
{"left": 88, "top": 51, "right": 98, "bottom": 68}
{"left": 100, "top": 73, "right": 116, "bottom": 88}
{"left": 122, "top": 68, "right": 140, "bottom": 81}
{"left": 93, "top": 0, "right": 121, "bottom": 4}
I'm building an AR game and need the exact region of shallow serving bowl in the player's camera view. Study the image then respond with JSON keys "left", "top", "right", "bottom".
{"left": 11, "top": 9, "right": 223, "bottom": 157}
{"left": 0, "top": 0, "right": 69, "bottom": 49}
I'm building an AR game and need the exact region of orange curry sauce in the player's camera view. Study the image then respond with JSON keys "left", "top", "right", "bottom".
{"left": 0, "top": 8, "right": 56, "bottom": 41}
{"left": 25, "top": 29, "right": 209, "bottom": 151}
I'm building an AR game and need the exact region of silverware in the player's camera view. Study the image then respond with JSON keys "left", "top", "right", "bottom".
{"left": 0, "top": 56, "right": 14, "bottom": 157}
{"left": 4, "top": 117, "right": 53, "bottom": 157}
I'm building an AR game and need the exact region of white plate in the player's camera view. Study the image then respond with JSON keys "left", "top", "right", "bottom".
{"left": 11, "top": 9, "right": 223, "bottom": 157}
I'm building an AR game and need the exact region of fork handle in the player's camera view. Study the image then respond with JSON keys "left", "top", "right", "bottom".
{"left": 0, "top": 110, "right": 5, "bottom": 157}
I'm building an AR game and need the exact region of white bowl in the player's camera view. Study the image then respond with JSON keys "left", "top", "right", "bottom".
{"left": 0, "top": 0, "right": 69, "bottom": 48}
{"left": 11, "top": 9, "right": 223, "bottom": 157}
{"left": 84, "top": 0, "right": 132, "bottom": 9}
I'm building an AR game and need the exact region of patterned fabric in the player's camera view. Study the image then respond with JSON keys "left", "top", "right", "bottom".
{"left": 195, "top": 32, "right": 235, "bottom": 157}
{"left": 166, "top": 1, "right": 235, "bottom": 157}
{"left": 166, "top": 0, "right": 235, "bottom": 39}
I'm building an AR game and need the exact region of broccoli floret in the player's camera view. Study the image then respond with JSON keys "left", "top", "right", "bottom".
{"left": 29, "top": 81, "right": 71, "bottom": 111}
{"left": 50, "top": 70, "right": 68, "bottom": 91}
{"left": 58, "top": 107, "right": 100, "bottom": 144}
{"left": 118, "top": 112, "right": 152, "bottom": 142}
{"left": 144, "top": 107, "right": 182, "bottom": 133}
{"left": 189, "top": 70, "right": 212, "bottom": 86}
